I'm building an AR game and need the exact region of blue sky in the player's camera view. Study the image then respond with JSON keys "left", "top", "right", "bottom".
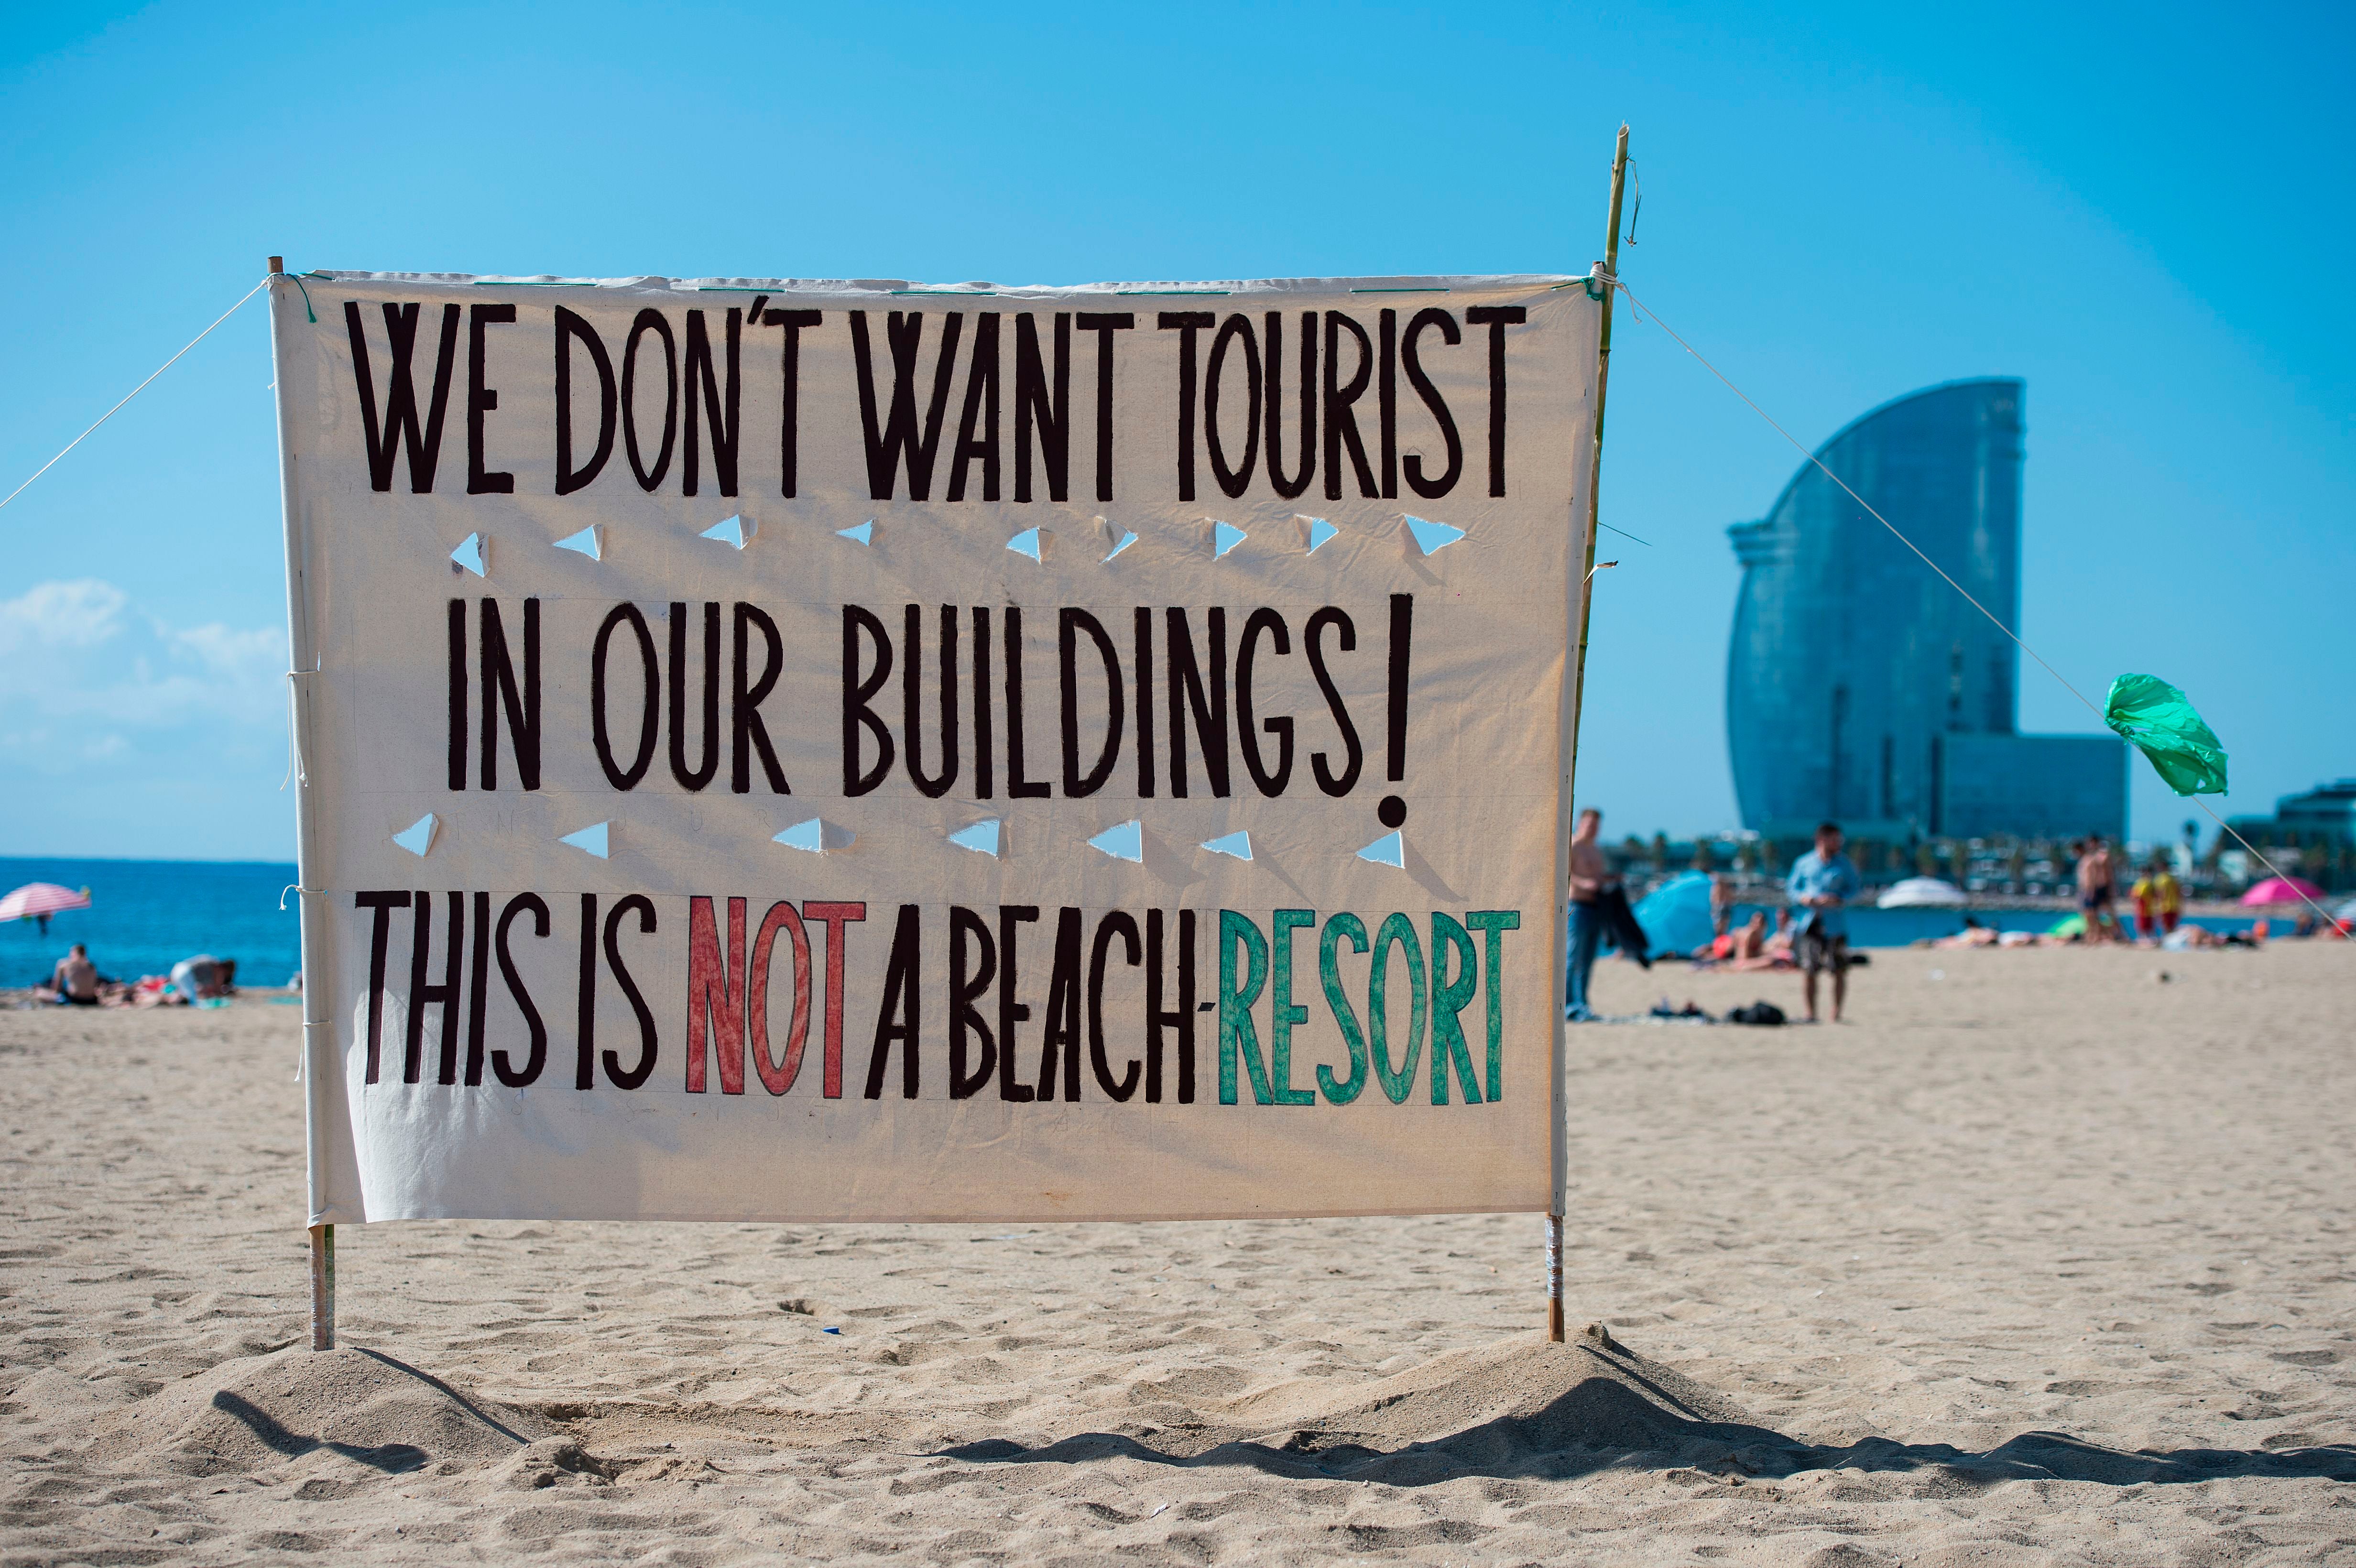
{"left": 2, "top": 0, "right": 2347, "bottom": 860}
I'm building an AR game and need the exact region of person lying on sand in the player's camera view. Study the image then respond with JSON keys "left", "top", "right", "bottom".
{"left": 1935, "top": 921, "right": 2001, "bottom": 949}
{"left": 2161, "top": 924, "right": 2263, "bottom": 950}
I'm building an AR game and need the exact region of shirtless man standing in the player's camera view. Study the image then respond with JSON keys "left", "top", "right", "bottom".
{"left": 1566, "top": 809, "right": 1612, "bottom": 1021}
{"left": 2077, "top": 835, "right": 2120, "bottom": 943}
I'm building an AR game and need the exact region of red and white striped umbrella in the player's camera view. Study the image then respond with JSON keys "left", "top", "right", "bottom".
{"left": 0, "top": 883, "right": 92, "bottom": 923}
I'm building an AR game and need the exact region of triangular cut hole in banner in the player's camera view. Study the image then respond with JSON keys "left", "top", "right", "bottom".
{"left": 560, "top": 821, "right": 611, "bottom": 859}
{"left": 552, "top": 523, "right": 603, "bottom": 561}
{"left": 772, "top": 818, "right": 829, "bottom": 853}
{"left": 391, "top": 813, "right": 438, "bottom": 857}
{"left": 700, "top": 514, "right": 753, "bottom": 549}
{"left": 1212, "top": 521, "right": 1247, "bottom": 559}
{"left": 1405, "top": 515, "right": 1466, "bottom": 556}
{"left": 1304, "top": 517, "right": 1338, "bottom": 554}
{"left": 1200, "top": 829, "right": 1253, "bottom": 861}
{"left": 1006, "top": 526, "right": 1045, "bottom": 562}
{"left": 838, "top": 520, "right": 874, "bottom": 545}
{"left": 1102, "top": 529, "right": 1138, "bottom": 562}
{"left": 449, "top": 533, "right": 488, "bottom": 577}
{"left": 1356, "top": 830, "right": 1405, "bottom": 868}
{"left": 947, "top": 819, "right": 1000, "bottom": 857}
{"left": 1089, "top": 820, "right": 1144, "bottom": 863}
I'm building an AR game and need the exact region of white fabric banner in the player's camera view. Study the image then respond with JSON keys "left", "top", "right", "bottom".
{"left": 271, "top": 271, "right": 1598, "bottom": 1224}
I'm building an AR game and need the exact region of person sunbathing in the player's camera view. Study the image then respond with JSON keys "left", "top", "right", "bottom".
{"left": 1934, "top": 917, "right": 2001, "bottom": 949}
{"left": 1691, "top": 912, "right": 1762, "bottom": 964}
{"left": 1702, "top": 913, "right": 1791, "bottom": 971}
{"left": 35, "top": 944, "right": 101, "bottom": 1006}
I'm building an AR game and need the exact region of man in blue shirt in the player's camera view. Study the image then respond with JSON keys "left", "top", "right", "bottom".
{"left": 1787, "top": 821, "right": 1861, "bottom": 1023}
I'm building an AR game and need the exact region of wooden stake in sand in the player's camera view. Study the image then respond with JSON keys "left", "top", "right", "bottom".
{"left": 1552, "top": 125, "right": 1631, "bottom": 1344}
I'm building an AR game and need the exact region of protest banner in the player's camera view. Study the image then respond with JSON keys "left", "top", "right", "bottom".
{"left": 269, "top": 263, "right": 1602, "bottom": 1340}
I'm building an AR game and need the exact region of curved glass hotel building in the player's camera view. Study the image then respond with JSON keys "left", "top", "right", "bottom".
{"left": 1726, "top": 379, "right": 2124, "bottom": 842}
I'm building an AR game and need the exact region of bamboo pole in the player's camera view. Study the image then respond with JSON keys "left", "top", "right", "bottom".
{"left": 309, "top": 1223, "right": 335, "bottom": 1351}
{"left": 1551, "top": 125, "right": 1629, "bottom": 1345}
{"left": 1577, "top": 125, "right": 1629, "bottom": 744}
{"left": 267, "top": 252, "right": 338, "bottom": 1353}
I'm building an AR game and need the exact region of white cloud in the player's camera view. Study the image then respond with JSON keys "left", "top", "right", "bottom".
{"left": 0, "top": 581, "right": 296, "bottom": 857}
{"left": 0, "top": 578, "right": 127, "bottom": 653}
{"left": 0, "top": 579, "right": 284, "bottom": 747}
{"left": 174, "top": 622, "right": 283, "bottom": 678}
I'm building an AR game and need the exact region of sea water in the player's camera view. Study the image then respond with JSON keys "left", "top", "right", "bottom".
{"left": 0, "top": 857, "right": 300, "bottom": 990}
{"left": 1713, "top": 901, "right": 2284, "bottom": 948}
{"left": 1, "top": 855, "right": 2302, "bottom": 992}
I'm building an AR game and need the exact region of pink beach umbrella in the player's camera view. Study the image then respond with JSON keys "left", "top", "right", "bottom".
{"left": 0, "top": 882, "right": 91, "bottom": 924}
{"left": 2240, "top": 875, "right": 2324, "bottom": 906}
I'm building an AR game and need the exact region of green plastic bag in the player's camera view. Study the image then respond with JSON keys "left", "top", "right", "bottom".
{"left": 2104, "top": 673, "right": 2228, "bottom": 795}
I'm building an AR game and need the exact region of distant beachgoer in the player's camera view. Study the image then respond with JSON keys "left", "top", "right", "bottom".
{"left": 168, "top": 956, "right": 211, "bottom": 1004}
{"left": 1726, "top": 912, "right": 1794, "bottom": 971}
{"left": 1695, "top": 911, "right": 1769, "bottom": 965}
{"left": 40, "top": 944, "right": 100, "bottom": 1006}
{"left": 167, "top": 955, "right": 237, "bottom": 1005}
{"left": 1566, "top": 808, "right": 1613, "bottom": 1022}
{"left": 2131, "top": 857, "right": 2181, "bottom": 940}
{"left": 1788, "top": 821, "right": 1861, "bottom": 1022}
{"left": 1935, "top": 916, "right": 1999, "bottom": 950}
{"left": 1734, "top": 912, "right": 1765, "bottom": 958}
{"left": 2077, "top": 836, "right": 2120, "bottom": 943}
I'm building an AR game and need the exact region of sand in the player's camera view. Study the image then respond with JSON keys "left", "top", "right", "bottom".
{"left": 3, "top": 941, "right": 2352, "bottom": 1564}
